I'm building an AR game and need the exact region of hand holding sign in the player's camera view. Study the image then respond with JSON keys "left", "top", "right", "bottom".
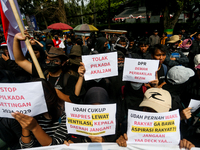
{"left": 11, "top": 111, "right": 38, "bottom": 131}
{"left": 116, "top": 133, "right": 128, "bottom": 147}
{"left": 88, "top": 136, "right": 105, "bottom": 142}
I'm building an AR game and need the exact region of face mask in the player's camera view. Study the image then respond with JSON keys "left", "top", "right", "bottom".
{"left": 55, "top": 36, "right": 58, "bottom": 40}
{"left": 130, "top": 82, "right": 143, "bottom": 90}
{"left": 94, "top": 78, "right": 102, "bottom": 83}
{"left": 46, "top": 62, "right": 61, "bottom": 73}
{"left": 118, "top": 63, "right": 124, "bottom": 71}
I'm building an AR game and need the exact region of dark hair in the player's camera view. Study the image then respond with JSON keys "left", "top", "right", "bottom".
{"left": 34, "top": 78, "right": 63, "bottom": 123}
{"left": 128, "top": 37, "right": 135, "bottom": 42}
{"left": 163, "top": 32, "right": 167, "bottom": 36}
{"left": 138, "top": 39, "right": 149, "bottom": 46}
{"left": 150, "top": 44, "right": 167, "bottom": 55}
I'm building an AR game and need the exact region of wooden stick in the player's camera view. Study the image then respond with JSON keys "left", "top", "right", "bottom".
{"left": 8, "top": 0, "right": 45, "bottom": 79}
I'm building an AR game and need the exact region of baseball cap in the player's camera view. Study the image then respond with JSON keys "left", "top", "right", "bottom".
{"left": 139, "top": 88, "right": 171, "bottom": 113}
{"left": 167, "top": 66, "right": 194, "bottom": 85}
{"left": 194, "top": 54, "right": 200, "bottom": 68}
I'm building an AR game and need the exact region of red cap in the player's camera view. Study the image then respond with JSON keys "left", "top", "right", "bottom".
{"left": 1, "top": 42, "right": 7, "bottom": 47}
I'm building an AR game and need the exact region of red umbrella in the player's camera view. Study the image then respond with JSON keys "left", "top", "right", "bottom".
{"left": 47, "top": 23, "right": 73, "bottom": 30}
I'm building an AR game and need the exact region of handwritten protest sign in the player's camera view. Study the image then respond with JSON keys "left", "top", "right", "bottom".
{"left": 0, "top": 82, "right": 47, "bottom": 118}
{"left": 65, "top": 102, "right": 116, "bottom": 136}
{"left": 188, "top": 99, "right": 200, "bottom": 113}
{"left": 123, "top": 58, "right": 159, "bottom": 83}
{"left": 82, "top": 52, "right": 118, "bottom": 81}
{"left": 127, "top": 109, "right": 180, "bottom": 145}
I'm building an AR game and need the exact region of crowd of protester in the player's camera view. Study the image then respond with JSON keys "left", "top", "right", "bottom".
{"left": 0, "top": 28, "right": 200, "bottom": 149}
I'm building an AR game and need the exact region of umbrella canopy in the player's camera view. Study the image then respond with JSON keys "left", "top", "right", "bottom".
{"left": 73, "top": 24, "right": 98, "bottom": 32}
{"left": 47, "top": 23, "right": 73, "bottom": 30}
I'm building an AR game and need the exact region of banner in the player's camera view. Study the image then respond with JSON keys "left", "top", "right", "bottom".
{"left": 123, "top": 58, "right": 159, "bottom": 83}
{"left": 0, "top": 82, "right": 47, "bottom": 118}
{"left": 65, "top": 102, "right": 116, "bottom": 136}
{"left": 19, "top": 143, "right": 198, "bottom": 150}
{"left": 127, "top": 109, "right": 180, "bottom": 145}
{"left": 30, "top": 15, "right": 38, "bottom": 31}
{"left": 82, "top": 52, "right": 118, "bottom": 81}
{"left": 0, "top": 0, "right": 27, "bottom": 60}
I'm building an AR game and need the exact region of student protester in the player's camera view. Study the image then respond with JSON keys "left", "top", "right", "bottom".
{"left": 149, "top": 29, "right": 160, "bottom": 47}
{"left": 95, "top": 37, "right": 109, "bottom": 53}
{"left": 26, "top": 44, "right": 46, "bottom": 72}
{"left": 164, "top": 35, "right": 189, "bottom": 67}
{"left": 53, "top": 34, "right": 61, "bottom": 48}
{"left": 116, "top": 88, "right": 195, "bottom": 150}
{"left": 150, "top": 44, "right": 168, "bottom": 88}
{"left": 109, "top": 36, "right": 117, "bottom": 51}
{"left": 13, "top": 32, "right": 85, "bottom": 104}
{"left": 114, "top": 36, "right": 129, "bottom": 56}
{"left": 68, "top": 87, "right": 117, "bottom": 143}
{"left": 11, "top": 79, "right": 70, "bottom": 148}
{"left": 128, "top": 37, "right": 138, "bottom": 54}
{"left": 65, "top": 39, "right": 73, "bottom": 55}
{"left": 131, "top": 40, "right": 152, "bottom": 59}
{"left": 163, "top": 66, "right": 194, "bottom": 111}
{"left": 46, "top": 39, "right": 54, "bottom": 52}
{"left": 0, "top": 42, "right": 31, "bottom": 82}
{"left": 40, "top": 35, "right": 46, "bottom": 51}
{"left": 188, "top": 32, "right": 200, "bottom": 68}
{"left": 160, "top": 32, "right": 168, "bottom": 45}
{"left": 109, "top": 51, "right": 126, "bottom": 103}
{"left": 179, "top": 38, "right": 192, "bottom": 56}
{"left": 75, "top": 37, "right": 89, "bottom": 55}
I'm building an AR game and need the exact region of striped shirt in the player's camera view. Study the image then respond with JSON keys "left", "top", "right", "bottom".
{"left": 20, "top": 111, "right": 69, "bottom": 148}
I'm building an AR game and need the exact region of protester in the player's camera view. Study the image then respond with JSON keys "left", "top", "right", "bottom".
{"left": 40, "top": 35, "right": 46, "bottom": 51}
{"left": 13, "top": 31, "right": 85, "bottom": 104}
{"left": 95, "top": 37, "right": 109, "bottom": 53}
{"left": 160, "top": 32, "right": 168, "bottom": 45}
{"left": 12, "top": 79, "right": 70, "bottom": 148}
{"left": 116, "top": 88, "right": 195, "bottom": 150}
{"left": 164, "top": 35, "right": 189, "bottom": 67}
{"left": 149, "top": 29, "right": 160, "bottom": 46}
{"left": 131, "top": 40, "right": 152, "bottom": 59}
{"left": 53, "top": 34, "right": 62, "bottom": 48}
{"left": 114, "top": 36, "right": 129, "bottom": 56}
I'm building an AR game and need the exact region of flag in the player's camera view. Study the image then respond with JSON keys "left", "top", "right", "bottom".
{"left": 0, "top": 0, "right": 27, "bottom": 60}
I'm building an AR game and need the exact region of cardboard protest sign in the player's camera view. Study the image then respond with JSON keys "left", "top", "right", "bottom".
{"left": 127, "top": 109, "right": 180, "bottom": 145}
{"left": 123, "top": 58, "right": 159, "bottom": 83}
{"left": 65, "top": 102, "right": 116, "bottom": 136}
{"left": 188, "top": 99, "right": 200, "bottom": 113}
{"left": 82, "top": 52, "right": 118, "bottom": 81}
{"left": 0, "top": 82, "right": 47, "bottom": 118}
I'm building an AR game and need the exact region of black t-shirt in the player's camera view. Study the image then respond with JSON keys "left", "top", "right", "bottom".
{"left": 32, "top": 64, "right": 84, "bottom": 103}
{"left": 157, "top": 65, "right": 166, "bottom": 85}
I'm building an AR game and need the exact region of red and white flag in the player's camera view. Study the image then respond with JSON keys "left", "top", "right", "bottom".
{"left": 0, "top": 0, "right": 27, "bottom": 60}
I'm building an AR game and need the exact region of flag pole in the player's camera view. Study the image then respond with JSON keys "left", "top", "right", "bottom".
{"left": 8, "top": 0, "right": 45, "bottom": 79}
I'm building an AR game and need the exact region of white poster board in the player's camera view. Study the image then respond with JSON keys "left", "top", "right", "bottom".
{"left": 123, "top": 58, "right": 159, "bottom": 83}
{"left": 0, "top": 82, "right": 47, "bottom": 118}
{"left": 65, "top": 102, "right": 116, "bottom": 136}
{"left": 188, "top": 99, "right": 200, "bottom": 113}
{"left": 127, "top": 109, "right": 180, "bottom": 145}
{"left": 82, "top": 52, "right": 118, "bottom": 81}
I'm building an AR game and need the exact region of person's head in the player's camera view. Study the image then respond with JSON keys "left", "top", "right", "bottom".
{"left": 196, "top": 32, "right": 200, "bottom": 41}
{"left": 42, "top": 35, "right": 46, "bottom": 41}
{"left": 178, "top": 32, "right": 182, "bottom": 40}
{"left": 167, "top": 35, "right": 180, "bottom": 51}
{"left": 1, "top": 42, "right": 8, "bottom": 55}
{"left": 54, "top": 34, "right": 59, "bottom": 41}
{"left": 195, "top": 64, "right": 200, "bottom": 79}
{"left": 138, "top": 40, "right": 149, "bottom": 53}
{"left": 150, "top": 44, "right": 167, "bottom": 65}
{"left": 181, "top": 28, "right": 185, "bottom": 33}
{"left": 46, "top": 39, "right": 54, "bottom": 52}
{"left": 75, "top": 37, "right": 83, "bottom": 46}
{"left": 153, "top": 30, "right": 158, "bottom": 36}
{"left": 117, "top": 36, "right": 129, "bottom": 48}
{"left": 128, "top": 37, "right": 135, "bottom": 47}
{"left": 68, "top": 45, "right": 82, "bottom": 70}
{"left": 67, "top": 39, "right": 72, "bottom": 46}
{"left": 45, "top": 47, "right": 68, "bottom": 73}
{"left": 139, "top": 88, "right": 171, "bottom": 113}
{"left": 162, "top": 32, "right": 167, "bottom": 37}
{"left": 34, "top": 78, "right": 62, "bottom": 123}
{"left": 32, "top": 44, "right": 44, "bottom": 59}
{"left": 167, "top": 66, "right": 194, "bottom": 85}
{"left": 84, "top": 87, "right": 109, "bottom": 104}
